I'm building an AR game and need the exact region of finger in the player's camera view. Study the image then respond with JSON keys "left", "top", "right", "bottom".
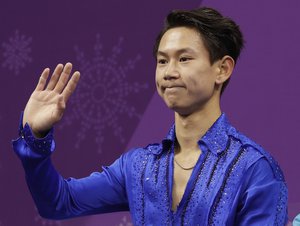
{"left": 54, "top": 62, "right": 73, "bottom": 93}
{"left": 35, "top": 68, "right": 50, "bottom": 91}
{"left": 61, "top": 71, "right": 80, "bottom": 103}
{"left": 55, "top": 95, "right": 66, "bottom": 121}
{"left": 46, "top": 63, "right": 63, "bottom": 90}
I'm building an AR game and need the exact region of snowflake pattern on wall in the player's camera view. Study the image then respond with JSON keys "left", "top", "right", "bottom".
{"left": 116, "top": 216, "right": 133, "bottom": 226}
{"left": 60, "top": 34, "right": 148, "bottom": 153}
{"left": 1, "top": 30, "right": 32, "bottom": 75}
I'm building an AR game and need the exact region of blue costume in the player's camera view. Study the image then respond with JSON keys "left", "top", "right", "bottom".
{"left": 13, "top": 113, "right": 288, "bottom": 225}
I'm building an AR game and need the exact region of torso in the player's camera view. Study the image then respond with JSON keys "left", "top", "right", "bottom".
{"left": 127, "top": 114, "right": 287, "bottom": 225}
{"left": 172, "top": 150, "right": 201, "bottom": 211}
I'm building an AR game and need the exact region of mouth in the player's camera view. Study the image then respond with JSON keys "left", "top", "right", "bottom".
{"left": 165, "top": 86, "right": 181, "bottom": 89}
{"left": 163, "top": 86, "right": 184, "bottom": 93}
{"left": 162, "top": 84, "right": 184, "bottom": 89}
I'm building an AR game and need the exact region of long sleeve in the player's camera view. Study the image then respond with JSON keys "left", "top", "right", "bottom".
{"left": 234, "top": 158, "right": 288, "bottom": 226}
{"left": 12, "top": 116, "right": 129, "bottom": 220}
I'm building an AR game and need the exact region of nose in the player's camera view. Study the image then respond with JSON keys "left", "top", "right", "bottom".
{"left": 163, "top": 60, "right": 180, "bottom": 80}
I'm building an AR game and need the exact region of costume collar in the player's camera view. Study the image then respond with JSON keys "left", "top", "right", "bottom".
{"left": 160, "top": 113, "right": 234, "bottom": 156}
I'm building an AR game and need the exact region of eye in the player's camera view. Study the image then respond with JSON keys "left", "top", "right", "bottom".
{"left": 179, "top": 57, "right": 192, "bottom": 62}
{"left": 157, "top": 58, "right": 168, "bottom": 64}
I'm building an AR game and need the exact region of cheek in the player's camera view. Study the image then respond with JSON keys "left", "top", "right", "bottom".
{"left": 155, "top": 69, "right": 163, "bottom": 87}
{"left": 155, "top": 71, "right": 163, "bottom": 95}
{"left": 188, "top": 76, "right": 214, "bottom": 95}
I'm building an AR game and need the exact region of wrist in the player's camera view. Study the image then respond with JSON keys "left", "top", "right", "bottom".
{"left": 31, "top": 128, "right": 49, "bottom": 139}
{"left": 30, "top": 123, "right": 52, "bottom": 139}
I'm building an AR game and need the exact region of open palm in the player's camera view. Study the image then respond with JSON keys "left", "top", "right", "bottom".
{"left": 23, "top": 63, "right": 80, "bottom": 137}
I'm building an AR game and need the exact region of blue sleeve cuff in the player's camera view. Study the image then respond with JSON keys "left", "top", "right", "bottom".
{"left": 21, "top": 123, "right": 54, "bottom": 154}
{"left": 16, "top": 112, "right": 55, "bottom": 155}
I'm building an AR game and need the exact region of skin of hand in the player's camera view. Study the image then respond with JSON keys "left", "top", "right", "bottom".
{"left": 22, "top": 63, "right": 80, "bottom": 138}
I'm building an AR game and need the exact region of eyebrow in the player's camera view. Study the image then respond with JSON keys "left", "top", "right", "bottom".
{"left": 156, "top": 48, "right": 197, "bottom": 57}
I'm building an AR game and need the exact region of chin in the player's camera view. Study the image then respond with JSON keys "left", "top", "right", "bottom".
{"left": 164, "top": 100, "right": 178, "bottom": 110}
{"left": 161, "top": 95, "right": 190, "bottom": 113}
{"left": 166, "top": 103, "right": 191, "bottom": 116}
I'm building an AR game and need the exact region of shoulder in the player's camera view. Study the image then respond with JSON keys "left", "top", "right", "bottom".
{"left": 228, "top": 126, "right": 285, "bottom": 182}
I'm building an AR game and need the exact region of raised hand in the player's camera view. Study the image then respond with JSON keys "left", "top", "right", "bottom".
{"left": 23, "top": 63, "right": 80, "bottom": 138}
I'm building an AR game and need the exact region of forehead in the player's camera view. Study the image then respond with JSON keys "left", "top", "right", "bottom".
{"left": 158, "top": 27, "right": 206, "bottom": 54}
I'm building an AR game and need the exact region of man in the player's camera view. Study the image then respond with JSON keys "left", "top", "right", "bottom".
{"left": 13, "top": 7, "right": 288, "bottom": 225}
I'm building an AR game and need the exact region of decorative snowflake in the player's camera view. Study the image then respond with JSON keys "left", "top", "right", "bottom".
{"left": 60, "top": 34, "right": 148, "bottom": 153}
{"left": 116, "top": 216, "right": 133, "bottom": 226}
{"left": 1, "top": 30, "right": 32, "bottom": 75}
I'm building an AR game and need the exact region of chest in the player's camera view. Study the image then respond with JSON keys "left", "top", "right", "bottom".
{"left": 127, "top": 145, "right": 249, "bottom": 225}
{"left": 172, "top": 153, "right": 200, "bottom": 211}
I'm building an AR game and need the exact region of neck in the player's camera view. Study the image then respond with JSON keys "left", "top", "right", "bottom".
{"left": 174, "top": 104, "right": 221, "bottom": 154}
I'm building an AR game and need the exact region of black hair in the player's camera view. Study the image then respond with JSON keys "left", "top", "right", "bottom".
{"left": 153, "top": 7, "right": 244, "bottom": 93}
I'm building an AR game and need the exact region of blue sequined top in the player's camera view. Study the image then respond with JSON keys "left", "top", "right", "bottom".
{"left": 12, "top": 113, "right": 288, "bottom": 225}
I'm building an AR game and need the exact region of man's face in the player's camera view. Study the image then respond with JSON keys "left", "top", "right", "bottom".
{"left": 155, "top": 27, "right": 220, "bottom": 115}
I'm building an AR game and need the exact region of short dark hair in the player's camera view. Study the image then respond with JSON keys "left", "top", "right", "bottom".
{"left": 153, "top": 7, "right": 244, "bottom": 93}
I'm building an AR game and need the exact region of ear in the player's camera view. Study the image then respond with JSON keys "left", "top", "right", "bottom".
{"left": 215, "top": 55, "right": 235, "bottom": 85}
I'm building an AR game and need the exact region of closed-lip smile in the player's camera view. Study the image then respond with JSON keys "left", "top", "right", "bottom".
{"left": 162, "top": 84, "right": 184, "bottom": 90}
